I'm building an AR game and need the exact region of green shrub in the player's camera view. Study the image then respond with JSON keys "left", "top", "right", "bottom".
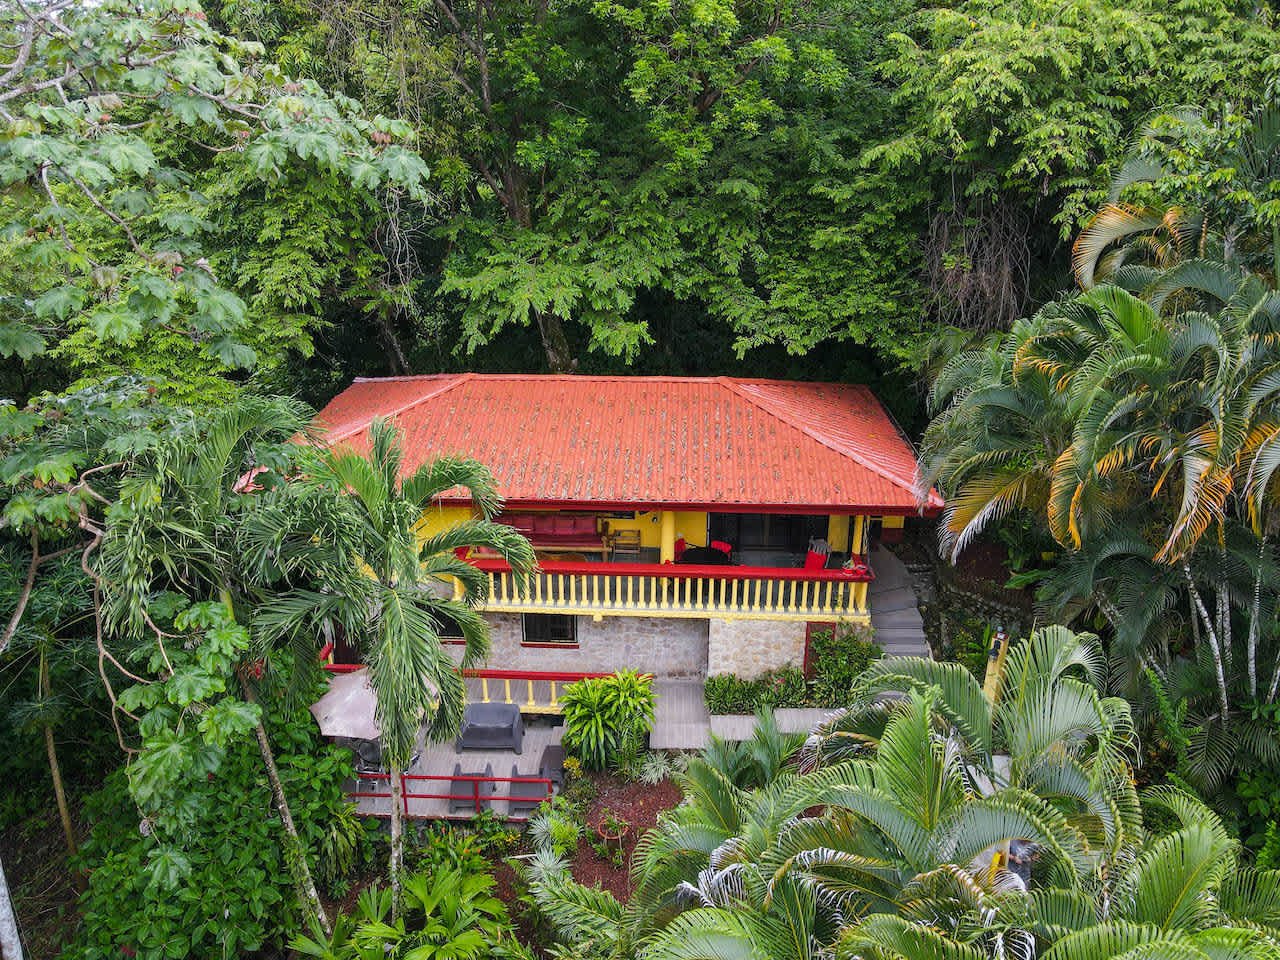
{"left": 952, "top": 618, "right": 994, "bottom": 679}
{"left": 806, "top": 623, "right": 882, "bottom": 708}
{"left": 291, "top": 865, "right": 523, "bottom": 960}
{"left": 560, "top": 669, "right": 655, "bottom": 772}
{"left": 704, "top": 667, "right": 807, "bottom": 713}
{"left": 528, "top": 796, "right": 583, "bottom": 858}
{"left": 65, "top": 692, "right": 358, "bottom": 960}
{"left": 703, "top": 624, "right": 884, "bottom": 713}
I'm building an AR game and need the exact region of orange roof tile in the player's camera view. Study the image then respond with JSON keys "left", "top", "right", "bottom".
{"left": 314, "top": 374, "right": 942, "bottom": 514}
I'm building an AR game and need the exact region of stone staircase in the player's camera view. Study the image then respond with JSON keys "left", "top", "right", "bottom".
{"left": 868, "top": 545, "right": 931, "bottom": 659}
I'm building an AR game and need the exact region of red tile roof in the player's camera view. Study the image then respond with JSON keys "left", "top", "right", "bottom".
{"left": 314, "top": 374, "right": 942, "bottom": 514}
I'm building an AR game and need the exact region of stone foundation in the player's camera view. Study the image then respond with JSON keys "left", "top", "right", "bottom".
{"left": 707, "top": 618, "right": 808, "bottom": 678}
{"left": 458, "top": 614, "right": 710, "bottom": 678}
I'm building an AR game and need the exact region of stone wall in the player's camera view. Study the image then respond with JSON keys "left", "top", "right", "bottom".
{"left": 452, "top": 614, "right": 710, "bottom": 678}
{"left": 707, "top": 618, "right": 808, "bottom": 678}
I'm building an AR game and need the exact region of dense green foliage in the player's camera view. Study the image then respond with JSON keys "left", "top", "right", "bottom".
{"left": 704, "top": 623, "right": 881, "bottom": 711}
{"left": 69, "top": 687, "right": 360, "bottom": 959}
{"left": 559, "top": 670, "right": 656, "bottom": 772}
{"left": 529, "top": 630, "right": 1280, "bottom": 960}
{"left": 4, "top": 0, "right": 1280, "bottom": 955}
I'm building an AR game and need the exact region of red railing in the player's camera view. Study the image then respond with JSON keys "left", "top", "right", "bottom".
{"left": 349, "top": 770, "right": 553, "bottom": 822}
{"left": 470, "top": 556, "right": 873, "bottom": 582}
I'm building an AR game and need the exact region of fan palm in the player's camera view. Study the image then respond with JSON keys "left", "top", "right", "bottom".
{"left": 255, "top": 418, "right": 535, "bottom": 911}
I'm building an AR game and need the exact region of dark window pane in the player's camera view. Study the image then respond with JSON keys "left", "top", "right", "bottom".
{"left": 522, "top": 614, "right": 577, "bottom": 645}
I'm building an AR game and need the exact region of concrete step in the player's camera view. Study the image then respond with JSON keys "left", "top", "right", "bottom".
{"left": 866, "top": 585, "right": 919, "bottom": 612}
{"left": 871, "top": 609, "right": 925, "bottom": 631}
{"left": 875, "top": 627, "right": 929, "bottom": 642}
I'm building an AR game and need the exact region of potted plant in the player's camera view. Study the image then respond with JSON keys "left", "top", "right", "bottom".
{"left": 594, "top": 808, "right": 629, "bottom": 852}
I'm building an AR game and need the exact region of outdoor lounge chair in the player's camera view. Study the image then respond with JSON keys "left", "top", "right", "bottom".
{"left": 448, "top": 762, "right": 495, "bottom": 815}
{"left": 507, "top": 763, "right": 549, "bottom": 818}
{"left": 538, "top": 743, "right": 566, "bottom": 788}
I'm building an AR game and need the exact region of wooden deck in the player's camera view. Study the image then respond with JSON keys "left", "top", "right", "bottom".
{"left": 349, "top": 721, "right": 562, "bottom": 821}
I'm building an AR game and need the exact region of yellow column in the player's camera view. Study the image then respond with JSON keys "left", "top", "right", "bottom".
{"left": 826, "top": 514, "right": 850, "bottom": 553}
{"left": 659, "top": 510, "right": 676, "bottom": 563}
{"left": 851, "top": 515, "right": 866, "bottom": 555}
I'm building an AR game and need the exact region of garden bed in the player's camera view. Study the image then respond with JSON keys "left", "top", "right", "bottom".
{"left": 566, "top": 773, "right": 682, "bottom": 899}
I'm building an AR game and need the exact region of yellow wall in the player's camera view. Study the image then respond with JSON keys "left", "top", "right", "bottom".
{"left": 413, "top": 505, "right": 476, "bottom": 542}
{"left": 600, "top": 510, "right": 708, "bottom": 548}
{"left": 412, "top": 506, "right": 710, "bottom": 550}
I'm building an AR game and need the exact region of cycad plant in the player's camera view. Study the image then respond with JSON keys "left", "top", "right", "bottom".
{"left": 255, "top": 418, "right": 535, "bottom": 911}
{"left": 533, "top": 657, "right": 1124, "bottom": 960}
{"left": 838, "top": 788, "right": 1280, "bottom": 959}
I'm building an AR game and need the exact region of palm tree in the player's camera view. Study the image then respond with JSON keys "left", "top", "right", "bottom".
{"left": 256, "top": 418, "right": 535, "bottom": 912}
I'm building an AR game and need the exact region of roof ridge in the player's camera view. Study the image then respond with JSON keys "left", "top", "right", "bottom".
{"left": 723, "top": 379, "right": 924, "bottom": 503}
{"left": 323, "top": 373, "right": 472, "bottom": 443}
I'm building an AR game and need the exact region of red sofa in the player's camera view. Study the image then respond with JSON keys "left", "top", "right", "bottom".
{"left": 499, "top": 512, "right": 606, "bottom": 551}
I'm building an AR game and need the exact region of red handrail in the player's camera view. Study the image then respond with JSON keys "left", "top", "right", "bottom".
{"left": 350, "top": 769, "right": 554, "bottom": 821}
{"left": 470, "top": 556, "right": 873, "bottom": 582}
{"left": 323, "top": 665, "right": 641, "bottom": 681}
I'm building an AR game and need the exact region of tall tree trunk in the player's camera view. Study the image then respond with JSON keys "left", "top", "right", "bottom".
{"left": 38, "top": 649, "right": 80, "bottom": 883}
{"left": 371, "top": 302, "right": 411, "bottom": 375}
{"left": 1184, "top": 563, "right": 1230, "bottom": 716}
{"left": 241, "top": 677, "right": 332, "bottom": 936}
{"left": 533, "top": 309, "right": 575, "bottom": 373}
{"left": 0, "top": 855, "right": 22, "bottom": 960}
{"left": 1217, "top": 580, "right": 1232, "bottom": 671}
{"left": 389, "top": 764, "right": 404, "bottom": 917}
{"left": 1248, "top": 534, "right": 1267, "bottom": 700}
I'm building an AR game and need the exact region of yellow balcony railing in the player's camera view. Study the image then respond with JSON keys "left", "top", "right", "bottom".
{"left": 470, "top": 559, "right": 871, "bottom": 623}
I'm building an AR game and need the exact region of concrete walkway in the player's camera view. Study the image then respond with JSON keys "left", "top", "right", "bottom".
{"left": 650, "top": 681, "right": 840, "bottom": 748}
{"left": 650, "top": 679, "right": 711, "bottom": 749}
{"left": 869, "top": 544, "right": 931, "bottom": 658}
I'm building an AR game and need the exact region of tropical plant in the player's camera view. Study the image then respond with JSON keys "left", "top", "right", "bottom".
{"left": 528, "top": 797, "right": 583, "bottom": 859}
{"left": 255, "top": 417, "right": 535, "bottom": 911}
{"left": 700, "top": 707, "right": 805, "bottom": 790}
{"left": 80, "top": 392, "right": 341, "bottom": 931}
{"left": 560, "top": 669, "right": 655, "bottom": 772}
{"left": 535, "top": 661, "right": 1126, "bottom": 960}
{"left": 837, "top": 787, "right": 1280, "bottom": 959}
{"left": 67, "top": 682, "right": 356, "bottom": 960}
{"left": 291, "top": 866, "right": 526, "bottom": 960}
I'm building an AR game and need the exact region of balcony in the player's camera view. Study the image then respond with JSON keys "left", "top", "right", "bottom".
{"left": 469, "top": 559, "right": 872, "bottom": 623}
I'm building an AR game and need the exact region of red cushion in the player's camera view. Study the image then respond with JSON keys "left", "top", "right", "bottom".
{"left": 552, "top": 516, "right": 575, "bottom": 535}
{"left": 571, "top": 516, "right": 596, "bottom": 535}
{"left": 532, "top": 515, "right": 555, "bottom": 534}
{"left": 505, "top": 514, "right": 534, "bottom": 533}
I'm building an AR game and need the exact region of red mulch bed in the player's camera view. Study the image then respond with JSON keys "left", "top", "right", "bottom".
{"left": 566, "top": 774, "right": 683, "bottom": 900}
